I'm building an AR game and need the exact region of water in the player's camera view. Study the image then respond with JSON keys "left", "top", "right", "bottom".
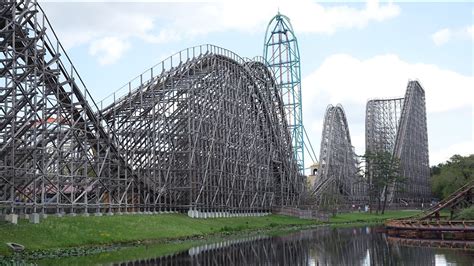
{"left": 38, "top": 226, "right": 474, "bottom": 265}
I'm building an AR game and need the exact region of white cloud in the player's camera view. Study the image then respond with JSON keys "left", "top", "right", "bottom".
{"left": 350, "top": 134, "right": 365, "bottom": 153}
{"left": 432, "top": 28, "right": 451, "bottom": 46}
{"left": 302, "top": 53, "right": 474, "bottom": 114}
{"left": 430, "top": 141, "right": 474, "bottom": 165}
{"left": 467, "top": 25, "right": 474, "bottom": 39}
{"left": 285, "top": 0, "right": 400, "bottom": 34}
{"left": 301, "top": 53, "right": 473, "bottom": 164}
{"left": 40, "top": 0, "right": 400, "bottom": 64}
{"left": 432, "top": 25, "right": 474, "bottom": 46}
{"left": 89, "top": 37, "right": 130, "bottom": 65}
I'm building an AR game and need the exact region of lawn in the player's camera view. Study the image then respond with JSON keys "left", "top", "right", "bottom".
{"left": 329, "top": 210, "right": 420, "bottom": 224}
{"left": 0, "top": 213, "right": 318, "bottom": 256}
{"left": 0, "top": 210, "right": 422, "bottom": 258}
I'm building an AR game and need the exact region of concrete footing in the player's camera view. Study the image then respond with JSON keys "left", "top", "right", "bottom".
{"left": 1, "top": 210, "right": 270, "bottom": 222}
{"left": 5, "top": 214, "right": 18, "bottom": 224}
{"left": 29, "top": 213, "right": 40, "bottom": 224}
{"left": 187, "top": 210, "right": 270, "bottom": 219}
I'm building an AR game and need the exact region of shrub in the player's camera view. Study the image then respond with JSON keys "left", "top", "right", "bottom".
{"left": 456, "top": 206, "right": 474, "bottom": 220}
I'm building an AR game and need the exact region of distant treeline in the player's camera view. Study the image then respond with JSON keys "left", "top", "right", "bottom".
{"left": 430, "top": 154, "right": 474, "bottom": 200}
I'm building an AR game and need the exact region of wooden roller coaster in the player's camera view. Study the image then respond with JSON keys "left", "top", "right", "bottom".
{"left": 385, "top": 180, "right": 473, "bottom": 249}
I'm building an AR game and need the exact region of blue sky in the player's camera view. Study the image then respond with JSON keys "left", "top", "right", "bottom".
{"left": 40, "top": 0, "right": 473, "bottom": 167}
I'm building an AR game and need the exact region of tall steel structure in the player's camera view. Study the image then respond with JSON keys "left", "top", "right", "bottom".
{"left": 366, "top": 80, "right": 430, "bottom": 203}
{"left": 310, "top": 105, "right": 362, "bottom": 206}
{"left": 264, "top": 13, "right": 304, "bottom": 173}
{"left": 0, "top": 0, "right": 302, "bottom": 217}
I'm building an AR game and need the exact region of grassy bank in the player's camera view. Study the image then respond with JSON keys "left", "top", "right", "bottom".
{"left": 329, "top": 210, "right": 420, "bottom": 224}
{"left": 0, "top": 210, "right": 420, "bottom": 259}
{"left": 35, "top": 227, "right": 312, "bottom": 265}
{"left": 36, "top": 239, "right": 200, "bottom": 265}
{"left": 0, "top": 214, "right": 319, "bottom": 256}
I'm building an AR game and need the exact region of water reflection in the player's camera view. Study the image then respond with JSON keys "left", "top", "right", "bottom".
{"left": 109, "top": 226, "right": 473, "bottom": 266}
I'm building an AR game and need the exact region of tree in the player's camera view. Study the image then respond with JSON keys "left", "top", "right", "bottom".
{"left": 364, "top": 151, "right": 406, "bottom": 214}
{"left": 431, "top": 154, "right": 474, "bottom": 200}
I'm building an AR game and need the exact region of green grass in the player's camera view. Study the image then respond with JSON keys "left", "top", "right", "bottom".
{"left": 37, "top": 227, "right": 312, "bottom": 266}
{"left": 0, "top": 214, "right": 318, "bottom": 256}
{"left": 329, "top": 210, "right": 421, "bottom": 224}
{"left": 36, "top": 240, "right": 199, "bottom": 266}
{"left": 0, "top": 210, "right": 422, "bottom": 259}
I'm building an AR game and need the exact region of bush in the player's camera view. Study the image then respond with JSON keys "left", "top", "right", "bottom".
{"left": 431, "top": 154, "right": 473, "bottom": 200}
{"left": 456, "top": 206, "right": 474, "bottom": 220}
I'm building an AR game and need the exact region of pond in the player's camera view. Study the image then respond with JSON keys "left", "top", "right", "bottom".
{"left": 37, "top": 225, "right": 474, "bottom": 265}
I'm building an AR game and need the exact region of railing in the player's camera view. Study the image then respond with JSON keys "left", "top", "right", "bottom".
{"left": 38, "top": 4, "right": 267, "bottom": 123}
{"left": 37, "top": 3, "right": 110, "bottom": 131}
{"left": 36, "top": 3, "right": 99, "bottom": 115}
{"left": 273, "top": 206, "right": 329, "bottom": 221}
{"left": 386, "top": 219, "right": 474, "bottom": 230}
{"left": 98, "top": 44, "right": 251, "bottom": 110}
{"left": 411, "top": 180, "right": 474, "bottom": 220}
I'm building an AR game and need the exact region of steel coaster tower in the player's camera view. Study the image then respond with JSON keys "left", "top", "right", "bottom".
{"left": 264, "top": 13, "right": 304, "bottom": 173}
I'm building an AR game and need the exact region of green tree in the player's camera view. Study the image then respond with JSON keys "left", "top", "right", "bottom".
{"left": 365, "top": 151, "right": 406, "bottom": 214}
{"left": 431, "top": 154, "right": 474, "bottom": 200}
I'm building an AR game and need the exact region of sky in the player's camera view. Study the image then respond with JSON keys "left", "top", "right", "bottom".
{"left": 39, "top": 0, "right": 473, "bottom": 168}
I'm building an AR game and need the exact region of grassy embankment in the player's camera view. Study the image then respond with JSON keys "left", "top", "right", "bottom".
{"left": 0, "top": 214, "right": 317, "bottom": 256}
{"left": 0, "top": 210, "right": 420, "bottom": 258}
{"left": 329, "top": 209, "right": 420, "bottom": 225}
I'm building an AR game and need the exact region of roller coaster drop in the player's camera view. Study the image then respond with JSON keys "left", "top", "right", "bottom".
{"left": 0, "top": 1, "right": 303, "bottom": 216}
{"left": 0, "top": 1, "right": 432, "bottom": 218}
